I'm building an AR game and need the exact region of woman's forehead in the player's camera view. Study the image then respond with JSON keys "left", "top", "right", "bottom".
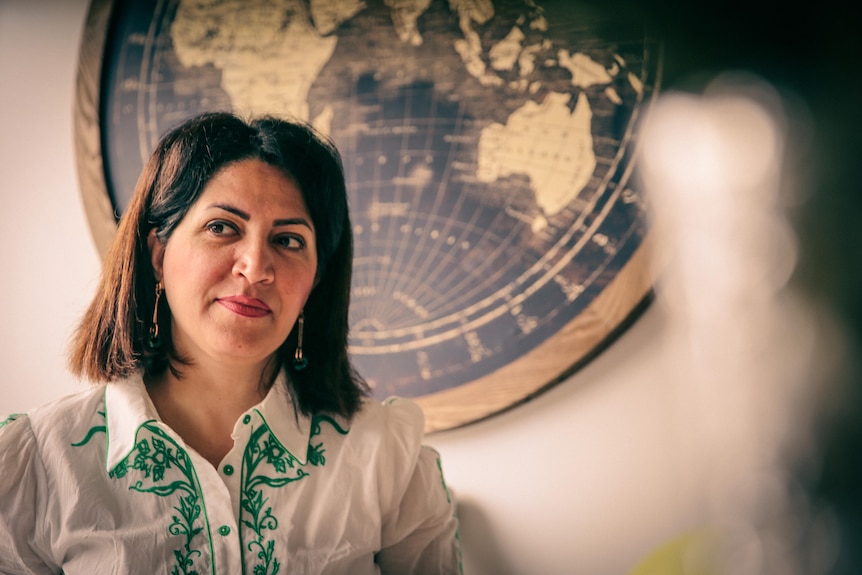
{"left": 195, "top": 159, "right": 312, "bottom": 221}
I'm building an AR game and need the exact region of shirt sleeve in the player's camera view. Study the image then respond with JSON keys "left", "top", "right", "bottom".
{"left": 375, "top": 401, "right": 462, "bottom": 575}
{"left": 0, "top": 415, "right": 59, "bottom": 575}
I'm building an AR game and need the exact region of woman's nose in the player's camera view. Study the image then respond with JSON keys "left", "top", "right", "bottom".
{"left": 233, "top": 238, "right": 274, "bottom": 284}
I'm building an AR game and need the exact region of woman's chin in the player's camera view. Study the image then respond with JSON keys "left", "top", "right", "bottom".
{"left": 178, "top": 339, "right": 281, "bottom": 372}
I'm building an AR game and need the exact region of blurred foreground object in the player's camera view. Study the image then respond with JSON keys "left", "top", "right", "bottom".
{"left": 629, "top": 1, "right": 862, "bottom": 572}
{"left": 637, "top": 74, "right": 844, "bottom": 574}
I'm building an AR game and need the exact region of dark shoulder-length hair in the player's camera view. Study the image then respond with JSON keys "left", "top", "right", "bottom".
{"left": 69, "top": 112, "right": 368, "bottom": 419}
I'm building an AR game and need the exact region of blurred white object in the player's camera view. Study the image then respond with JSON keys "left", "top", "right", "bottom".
{"left": 639, "top": 74, "right": 827, "bottom": 575}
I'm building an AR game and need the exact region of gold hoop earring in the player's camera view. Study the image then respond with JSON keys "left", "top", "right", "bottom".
{"left": 292, "top": 311, "right": 308, "bottom": 370}
{"left": 148, "top": 281, "right": 162, "bottom": 350}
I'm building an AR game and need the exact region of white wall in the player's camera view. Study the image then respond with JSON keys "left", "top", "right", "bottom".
{"left": 0, "top": 2, "right": 814, "bottom": 574}
{"left": 0, "top": 0, "right": 101, "bottom": 410}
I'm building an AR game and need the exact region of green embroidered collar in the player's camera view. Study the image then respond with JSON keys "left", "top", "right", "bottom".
{"left": 103, "top": 372, "right": 313, "bottom": 473}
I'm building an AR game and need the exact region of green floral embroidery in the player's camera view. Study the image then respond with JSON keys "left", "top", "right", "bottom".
{"left": 0, "top": 413, "right": 23, "bottom": 430}
{"left": 71, "top": 410, "right": 106, "bottom": 447}
{"left": 240, "top": 414, "right": 349, "bottom": 575}
{"left": 169, "top": 493, "right": 204, "bottom": 575}
{"left": 68, "top": 404, "right": 352, "bottom": 575}
{"left": 72, "top": 408, "right": 207, "bottom": 574}
{"left": 110, "top": 423, "right": 206, "bottom": 575}
{"left": 307, "top": 414, "right": 348, "bottom": 466}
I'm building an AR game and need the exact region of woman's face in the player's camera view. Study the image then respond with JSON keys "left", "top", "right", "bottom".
{"left": 149, "top": 159, "right": 318, "bottom": 370}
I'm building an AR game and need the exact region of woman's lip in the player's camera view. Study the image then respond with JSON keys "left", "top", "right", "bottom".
{"left": 217, "top": 296, "right": 271, "bottom": 318}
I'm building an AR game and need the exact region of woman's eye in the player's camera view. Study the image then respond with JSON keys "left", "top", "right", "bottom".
{"left": 206, "top": 221, "right": 236, "bottom": 235}
{"left": 275, "top": 235, "right": 305, "bottom": 249}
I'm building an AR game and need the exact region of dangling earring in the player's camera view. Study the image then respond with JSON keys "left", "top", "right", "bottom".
{"left": 148, "top": 281, "right": 162, "bottom": 350}
{"left": 292, "top": 311, "right": 308, "bottom": 370}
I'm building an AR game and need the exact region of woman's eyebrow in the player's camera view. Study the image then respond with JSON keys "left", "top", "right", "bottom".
{"left": 274, "top": 217, "right": 313, "bottom": 229}
{"left": 210, "top": 203, "right": 249, "bottom": 220}
{"left": 210, "top": 203, "right": 312, "bottom": 229}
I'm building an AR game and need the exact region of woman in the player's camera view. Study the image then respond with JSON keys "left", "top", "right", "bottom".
{"left": 0, "top": 113, "right": 461, "bottom": 574}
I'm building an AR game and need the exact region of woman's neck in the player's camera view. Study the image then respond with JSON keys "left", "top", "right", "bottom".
{"left": 146, "top": 360, "right": 275, "bottom": 467}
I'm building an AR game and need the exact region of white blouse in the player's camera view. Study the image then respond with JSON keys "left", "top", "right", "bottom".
{"left": 0, "top": 375, "right": 461, "bottom": 574}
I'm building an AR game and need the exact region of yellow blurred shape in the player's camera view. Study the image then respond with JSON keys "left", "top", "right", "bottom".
{"left": 628, "top": 531, "right": 720, "bottom": 575}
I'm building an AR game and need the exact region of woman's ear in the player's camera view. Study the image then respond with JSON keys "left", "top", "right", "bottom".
{"left": 148, "top": 229, "right": 166, "bottom": 280}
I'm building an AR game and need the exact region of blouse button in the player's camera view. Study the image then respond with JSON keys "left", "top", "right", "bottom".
{"left": 218, "top": 525, "right": 231, "bottom": 537}
{"left": 223, "top": 464, "right": 234, "bottom": 476}
{"left": 242, "top": 414, "right": 251, "bottom": 424}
